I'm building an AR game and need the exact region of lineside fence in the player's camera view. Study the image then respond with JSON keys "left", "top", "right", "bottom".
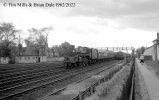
{"left": 117, "top": 57, "right": 135, "bottom": 100}
{"left": 70, "top": 59, "right": 133, "bottom": 100}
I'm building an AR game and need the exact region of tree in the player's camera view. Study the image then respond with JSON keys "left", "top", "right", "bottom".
{"left": 136, "top": 46, "right": 146, "bottom": 58}
{"left": 51, "top": 45, "right": 60, "bottom": 57}
{"left": 58, "top": 42, "right": 75, "bottom": 56}
{"left": 50, "top": 42, "right": 75, "bottom": 57}
{"left": 25, "top": 26, "right": 53, "bottom": 56}
{"left": 0, "top": 40, "right": 11, "bottom": 57}
{"left": 140, "top": 46, "right": 146, "bottom": 54}
{"left": 27, "top": 26, "right": 52, "bottom": 45}
{"left": 0, "top": 23, "right": 20, "bottom": 57}
{"left": 0, "top": 23, "right": 20, "bottom": 42}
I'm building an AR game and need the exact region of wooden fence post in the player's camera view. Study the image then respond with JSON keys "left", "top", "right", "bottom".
{"left": 90, "top": 85, "right": 94, "bottom": 95}
{"left": 79, "top": 91, "right": 83, "bottom": 100}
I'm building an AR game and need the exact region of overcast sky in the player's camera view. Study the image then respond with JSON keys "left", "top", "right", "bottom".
{"left": 0, "top": 0, "right": 158, "bottom": 49}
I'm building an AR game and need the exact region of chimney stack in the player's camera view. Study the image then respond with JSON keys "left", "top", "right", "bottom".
{"left": 157, "top": 32, "right": 159, "bottom": 40}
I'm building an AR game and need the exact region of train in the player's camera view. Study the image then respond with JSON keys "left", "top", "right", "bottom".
{"left": 64, "top": 46, "right": 124, "bottom": 68}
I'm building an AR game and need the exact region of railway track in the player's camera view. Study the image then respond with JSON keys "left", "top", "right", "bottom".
{"left": 0, "top": 60, "right": 123, "bottom": 100}
{"left": 0, "top": 68, "right": 66, "bottom": 90}
{"left": 0, "top": 62, "right": 63, "bottom": 76}
{"left": 0, "top": 62, "right": 62, "bottom": 70}
{"left": 0, "top": 66, "right": 64, "bottom": 82}
{"left": 0, "top": 65, "right": 64, "bottom": 80}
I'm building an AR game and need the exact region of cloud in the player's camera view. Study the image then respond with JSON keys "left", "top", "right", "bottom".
{"left": 69, "top": 0, "right": 159, "bottom": 17}
{"left": 63, "top": 0, "right": 159, "bottom": 31}
{"left": 2, "top": 0, "right": 159, "bottom": 32}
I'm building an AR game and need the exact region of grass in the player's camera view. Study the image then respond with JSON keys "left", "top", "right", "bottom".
{"left": 96, "top": 83, "right": 109, "bottom": 99}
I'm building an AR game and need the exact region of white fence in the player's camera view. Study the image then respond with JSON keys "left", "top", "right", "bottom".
{"left": 47, "top": 57, "right": 64, "bottom": 62}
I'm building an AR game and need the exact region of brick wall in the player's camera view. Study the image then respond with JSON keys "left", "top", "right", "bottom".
{"left": 144, "top": 46, "right": 155, "bottom": 61}
{"left": 144, "top": 45, "right": 159, "bottom": 61}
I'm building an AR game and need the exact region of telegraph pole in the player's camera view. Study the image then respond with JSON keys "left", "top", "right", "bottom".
{"left": 18, "top": 33, "right": 21, "bottom": 56}
{"left": 157, "top": 33, "right": 159, "bottom": 67}
{"left": 153, "top": 32, "right": 159, "bottom": 67}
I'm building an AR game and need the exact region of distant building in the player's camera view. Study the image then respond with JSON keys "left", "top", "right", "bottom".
{"left": 13, "top": 43, "right": 49, "bottom": 64}
{"left": 144, "top": 33, "right": 159, "bottom": 61}
{"left": 0, "top": 41, "right": 53, "bottom": 64}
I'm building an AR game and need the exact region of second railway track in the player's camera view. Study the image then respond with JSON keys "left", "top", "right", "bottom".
{"left": 0, "top": 60, "right": 123, "bottom": 100}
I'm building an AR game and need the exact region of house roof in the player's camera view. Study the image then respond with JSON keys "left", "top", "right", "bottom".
{"left": 153, "top": 39, "right": 159, "bottom": 44}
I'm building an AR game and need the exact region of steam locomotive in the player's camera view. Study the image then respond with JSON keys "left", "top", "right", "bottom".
{"left": 64, "top": 46, "right": 117, "bottom": 68}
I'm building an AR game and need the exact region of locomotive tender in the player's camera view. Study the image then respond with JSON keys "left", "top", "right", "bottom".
{"left": 64, "top": 46, "right": 116, "bottom": 68}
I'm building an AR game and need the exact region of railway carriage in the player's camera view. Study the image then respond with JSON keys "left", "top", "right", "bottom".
{"left": 97, "top": 50, "right": 116, "bottom": 61}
